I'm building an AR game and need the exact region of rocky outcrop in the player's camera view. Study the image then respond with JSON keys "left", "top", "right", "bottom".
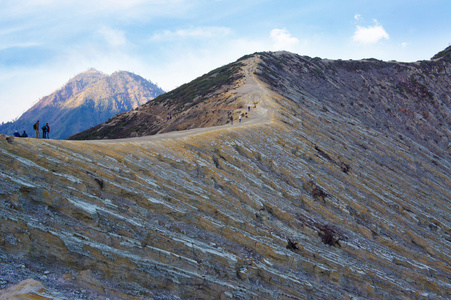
{"left": 0, "top": 279, "right": 50, "bottom": 300}
{"left": 0, "top": 52, "right": 450, "bottom": 299}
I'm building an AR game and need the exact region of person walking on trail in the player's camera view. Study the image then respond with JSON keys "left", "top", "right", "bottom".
{"left": 239, "top": 115, "right": 242, "bottom": 123}
{"left": 33, "top": 120, "right": 40, "bottom": 138}
{"left": 230, "top": 115, "right": 233, "bottom": 125}
{"left": 45, "top": 123, "right": 50, "bottom": 139}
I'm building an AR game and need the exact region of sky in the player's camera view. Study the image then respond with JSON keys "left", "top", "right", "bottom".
{"left": 1, "top": 0, "right": 450, "bottom": 123}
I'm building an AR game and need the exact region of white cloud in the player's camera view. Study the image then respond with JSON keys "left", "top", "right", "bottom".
{"left": 270, "top": 28, "right": 299, "bottom": 51}
{"left": 354, "top": 14, "right": 361, "bottom": 21}
{"left": 0, "top": 42, "right": 42, "bottom": 51}
{"left": 353, "top": 23, "right": 389, "bottom": 45}
{"left": 401, "top": 42, "right": 408, "bottom": 47}
{"left": 98, "top": 27, "right": 127, "bottom": 47}
{"left": 151, "top": 26, "right": 231, "bottom": 41}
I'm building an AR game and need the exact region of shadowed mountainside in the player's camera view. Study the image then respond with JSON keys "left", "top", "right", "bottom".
{"left": 0, "top": 69, "right": 164, "bottom": 139}
{"left": 0, "top": 50, "right": 450, "bottom": 299}
{"left": 255, "top": 50, "right": 451, "bottom": 155}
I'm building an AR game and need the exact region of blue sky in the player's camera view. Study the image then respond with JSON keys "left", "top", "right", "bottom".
{"left": 1, "top": 0, "right": 450, "bottom": 123}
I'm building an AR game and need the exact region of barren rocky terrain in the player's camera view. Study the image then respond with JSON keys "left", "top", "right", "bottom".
{"left": 0, "top": 50, "right": 450, "bottom": 299}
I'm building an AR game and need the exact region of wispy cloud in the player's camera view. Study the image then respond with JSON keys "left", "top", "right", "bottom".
{"left": 98, "top": 27, "right": 127, "bottom": 47}
{"left": 151, "top": 26, "right": 231, "bottom": 41}
{"left": 353, "top": 21, "right": 389, "bottom": 45}
{"left": 0, "top": 42, "right": 42, "bottom": 51}
{"left": 0, "top": 0, "right": 192, "bottom": 22}
{"left": 270, "top": 28, "right": 299, "bottom": 51}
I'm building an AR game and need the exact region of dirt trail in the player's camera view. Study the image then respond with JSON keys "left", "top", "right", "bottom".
{"left": 83, "top": 56, "right": 276, "bottom": 145}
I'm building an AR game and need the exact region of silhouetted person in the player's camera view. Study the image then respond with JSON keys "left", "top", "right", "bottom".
{"left": 13, "top": 131, "right": 20, "bottom": 137}
{"left": 21, "top": 131, "right": 28, "bottom": 137}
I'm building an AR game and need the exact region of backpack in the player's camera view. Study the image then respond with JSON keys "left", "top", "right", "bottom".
{"left": 33, "top": 123, "right": 36, "bottom": 130}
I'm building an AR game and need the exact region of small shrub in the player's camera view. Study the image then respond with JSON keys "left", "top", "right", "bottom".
{"left": 286, "top": 238, "right": 300, "bottom": 251}
{"left": 317, "top": 224, "right": 343, "bottom": 247}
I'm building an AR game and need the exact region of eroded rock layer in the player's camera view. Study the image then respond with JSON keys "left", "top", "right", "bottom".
{"left": 1, "top": 53, "right": 450, "bottom": 299}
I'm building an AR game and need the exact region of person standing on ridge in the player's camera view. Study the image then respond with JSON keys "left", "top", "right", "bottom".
{"left": 230, "top": 115, "right": 233, "bottom": 125}
{"left": 33, "top": 120, "right": 40, "bottom": 138}
{"left": 41, "top": 124, "right": 47, "bottom": 139}
{"left": 45, "top": 123, "right": 50, "bottom": 139}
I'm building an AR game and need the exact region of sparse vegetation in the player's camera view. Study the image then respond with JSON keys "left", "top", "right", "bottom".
{"left": 154, "top": 62, "right": 244, "bottom": 107}
{"left": 317, "top": 224, "right": 343, "bottom": 247}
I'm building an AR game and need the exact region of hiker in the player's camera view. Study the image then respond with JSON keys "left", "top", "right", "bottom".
{"left": 33, "top": 120, "right": 40, "bottom": 138}
{"left": 230, "top": 115, "right": 233, "bottom": 125}
{"left": 239, "top": 115, "right": 242, "bottom": 123}
{"left": 13, "top": 131, "right": 20, "bottom": 137}
{"left": 45, "top": 123, "right": 50, "bottom": 139}
{"left": 42, "top": 124, "right": 47, "bottom": 139}
{"left": 248, "top": 106, "right": 251, "bottom": 112}
{"left": 21, "top": 131, "right": 28, "bottom": 137}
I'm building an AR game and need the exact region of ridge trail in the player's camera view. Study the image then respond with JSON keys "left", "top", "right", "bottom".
{"left": 81, "top": 56, "right": 276, "bottom": 144}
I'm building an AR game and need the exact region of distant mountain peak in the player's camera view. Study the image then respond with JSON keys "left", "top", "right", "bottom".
{"left": 84, "top": 68, "right": 103, "bottom": 74}
{"left": 0, "top": 70, "right": 165, "bottom": 139}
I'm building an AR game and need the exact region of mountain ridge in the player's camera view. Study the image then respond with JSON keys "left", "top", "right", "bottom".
{"left": 70, "top": 49, "right": 451, "bottom": 158}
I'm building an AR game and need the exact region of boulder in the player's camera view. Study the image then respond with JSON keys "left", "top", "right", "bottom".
{"left": 6, "top": 135, "right": 14, "bottom": 143}
{"left": 0, "top": 279, "right": 49, "bottom": 300}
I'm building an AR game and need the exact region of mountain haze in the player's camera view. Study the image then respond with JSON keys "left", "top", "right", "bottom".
{"left": 0, "top": 49, "right": 450, "bottom": 299}
{"left": 0, "top": 69, "right": 164, "bottom": 139}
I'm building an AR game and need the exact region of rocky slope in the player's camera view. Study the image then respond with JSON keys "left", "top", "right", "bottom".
{"left": 255, "top": 49, "right": 451, "bottom": 156}
{"left": 0, "top": 50, "right": 450, "bottom": 299}
{"left": 70, "top": 61, "right": 246, "bottom": 140}
{"left": 0, "top": 69, "right": 164, "bottom": 139}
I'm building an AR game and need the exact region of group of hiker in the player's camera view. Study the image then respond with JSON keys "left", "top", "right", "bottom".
{"left": 33, "top": 120, "right": 50, "bottom": 139}
{"left": 230, "top": 105, "right": 252, "bottom": 125}
{"left": 13, "top": 131, "right": 28, "bottom": 138}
